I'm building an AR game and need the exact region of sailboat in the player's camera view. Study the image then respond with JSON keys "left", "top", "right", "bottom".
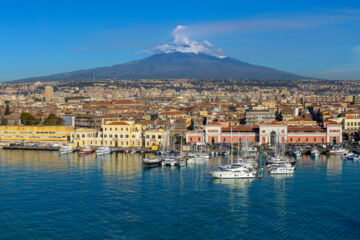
{"left": 210, "top": 127, "right": 257, "bottom": 179}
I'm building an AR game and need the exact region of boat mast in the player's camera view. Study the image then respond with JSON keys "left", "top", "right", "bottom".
{"left": 231, "top": 126, "right": 233, "bottom": 165}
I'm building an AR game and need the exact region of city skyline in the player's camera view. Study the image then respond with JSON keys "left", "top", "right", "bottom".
{"left": 1, "top": 0, "right": 360, "bottom": 81}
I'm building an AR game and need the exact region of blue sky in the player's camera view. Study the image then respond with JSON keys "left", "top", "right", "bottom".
{"left": 1, "top": 0, "right": 360, "bottom": 81}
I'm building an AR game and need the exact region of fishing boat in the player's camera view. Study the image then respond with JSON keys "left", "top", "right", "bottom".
{"left": 79, "top": 146, "right": 95, "bottom": 156}
{"left": 311, "top": 149, "right": 319, "bottom": 158}
{"left": 59, "top": 145, "right": 73, "bottom": 154}
{"left": 96, "top": 146, "right": 111, "bottom": 156}
{"left": 143, "top": 157, "right": 162, "bottom": 167}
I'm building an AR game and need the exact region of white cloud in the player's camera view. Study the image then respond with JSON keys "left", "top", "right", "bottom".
{"left": 146, "top": 25, "right": 225, "bottom": 58}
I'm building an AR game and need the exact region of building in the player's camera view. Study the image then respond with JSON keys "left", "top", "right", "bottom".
{"left": 245, "top": 110, "right": 275, "bottom": 125}
{"left": 44, "top": 86, "right": 54, "bottom": 102}
{"left": 75, "top": 115, "right": 118, "bottom": 129}
{"left": 186, "top": 120, "right": 342, "bottom": 145}
{"left": 144, "top": 129, "right": 170, "bottom": 149}
{"left": 72, "top": 128, "right": 98, "bottom": 147}
{"left": 61, "top": 115, "right": 75, "bottom": 127}
{"left": 72, "top": 121, "right": 143, "bottom": 148}
{"left": 101, "top": 121, "right": 143, "bottom": 148}
{"left": 342, "top": 113, "right": 360, "bottom": 133}
{"left": 0, "top": 126, "right": 73, "bottom": 145}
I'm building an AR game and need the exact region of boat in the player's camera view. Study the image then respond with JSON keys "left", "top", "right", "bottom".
{"left": 210, "top": 168, "right": 257, "bottom": 179}
{"left": 79, "top": 146, "right": 95, "bottom": 156}
{"left": 96, "top": 146, "right": 111, "bottom": 156}
{"left": 59, "top": 145, "right": 74, "bottom": 154}
{"left": 162, "top": 157, "right": 176, "bottom": 167}
{"left": 311, "top": 149, "right": 319, "bottom": 158}
{"left": 270, "top": 163, "right": 295, "bottom": 174}
{"left": 329, "top": 147, "right": 348, "bottom": 155}
{"left": 143, "top": 157, "right": 162, "bottom": 167}
{"left": 294, "top": 149, "right": 302, "bottom": 158}
{"left": 130, "top": 149, "right": 136, "bottom": 154}
{"left": 176, "top": 159, "right": 187, "bottom": 167}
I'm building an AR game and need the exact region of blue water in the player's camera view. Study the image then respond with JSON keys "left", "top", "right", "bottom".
{"left": 0, "top": 150, "right": 359, "bottom": 240}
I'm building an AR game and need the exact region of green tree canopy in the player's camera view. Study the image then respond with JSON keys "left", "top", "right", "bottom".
{"left": 43, "top": 113, "right": 64, "bottom": 126}
{"left": 20, "top": 112, "right": 40, "bottom": 126}
{"left": 4, "top": 104, "right": 10, "bottom": 115}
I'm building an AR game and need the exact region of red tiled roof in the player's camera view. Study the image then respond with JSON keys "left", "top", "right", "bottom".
{"left": 106, "top": 121, "right": 129, "bottom": 125}
{"left": 114, "top": 99, "right": 136, "bottom": 105}
{"left": 288, "top": 125, "right": 325, "bottom": 131}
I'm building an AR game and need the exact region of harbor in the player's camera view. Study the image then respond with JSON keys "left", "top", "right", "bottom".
{"left": 0, "top": 149, "right": 359, "bottom": 239}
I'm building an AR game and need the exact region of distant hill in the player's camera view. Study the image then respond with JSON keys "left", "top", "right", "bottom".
{"left": 14, "top": 52, "right": 308, "bottom": 82}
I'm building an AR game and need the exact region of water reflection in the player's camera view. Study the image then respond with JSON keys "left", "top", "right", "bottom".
{"left": 326, "top": 155, "right": 343, "bottom": 176}
{"left": 211, "top": 178, "right": 254, "bottom": 189}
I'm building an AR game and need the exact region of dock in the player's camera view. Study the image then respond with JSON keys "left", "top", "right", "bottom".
{"left": 2, "top": 146, "right": 60, "bottom": 151}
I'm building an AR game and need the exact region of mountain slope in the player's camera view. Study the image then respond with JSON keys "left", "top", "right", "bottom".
{"left": 15, "top": 52, "right": 307, "bottom": 82}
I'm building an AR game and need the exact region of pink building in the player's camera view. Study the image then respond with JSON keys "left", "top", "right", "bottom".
{"left": 186, "top": 121, "right": 342, "bottom": 145}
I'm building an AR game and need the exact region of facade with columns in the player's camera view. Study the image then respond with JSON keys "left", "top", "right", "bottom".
{"left": 185, "top": 121, "right": 342, "bottom": 145}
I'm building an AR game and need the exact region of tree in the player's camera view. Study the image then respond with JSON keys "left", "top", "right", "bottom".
{"left": 20, "top": 112, "right": 40, "bottom": 126}
{"left": 43, "top": 113, "right": 64, "bottom": 126}
{"left": 4, "top": 104, "right": 10, "bottom": 115}
{"left": 0, "top": 117, "right": 8, "bottom": 125}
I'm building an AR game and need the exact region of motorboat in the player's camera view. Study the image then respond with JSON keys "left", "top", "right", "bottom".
{"left": 79, "top": 146, "right": 95, "bottom": 156}
{"left": 143, "top": 157, "right": 162, "bottom": 167}
{"left": 270, "top": 163, "right": 295, "bottom": 174}
{"left": 96, "top": 146, "right": 111, "bottom": 156}
{"left": 59, "top": 145, "right": 74, "bottom": 154}
{"left": 311, "top": 149, "right": 319, "bottom": 158}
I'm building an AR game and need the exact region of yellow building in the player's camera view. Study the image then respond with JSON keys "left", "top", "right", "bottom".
{"left": 101, "top": 121, "right": 143, "bottom": 148}
{"left": 0, "top": 126, "right": 73, "bottom": 145}
{"left": 72, "top": 128, "right": 98, "bottom": 147}
{"left": 144, "top": 129, "right": 170, "bottom": 149}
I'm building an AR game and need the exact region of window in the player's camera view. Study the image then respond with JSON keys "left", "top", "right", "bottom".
{"left": 158, "top": 135, "right": 162, "bottom": 139}
{"left": 110, "top": 128, "right": 112, "bottom": 131}
{"left": 290, "top": 138, "right": 292, "bottom": 142}
{"left": 146, "top": 135, "right": 149, "bottom": 139}
{"left": 306, "top": 138, "right": 308, "bottom": 142}
{"left": 152, "top": 135, "right": 155, "bottom": 139}
{"left": 190, "top": 137, "right": 193, "bottom": 141}
{"left": 314, "top": 138, "right": 316, "bottom": 142}
{"left": 115, "top": 134, "right": 118, "bottom": 138}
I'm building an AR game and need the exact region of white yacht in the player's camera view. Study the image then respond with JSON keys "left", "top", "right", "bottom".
{"left": 294, "top": 149, "right": 302, "bottom": 158}
{"left": 162, "top": 157, "right": 176, "bottom": 167}
{"left": 96, "top": 146, "right": 111, "bottom": 156}
{"left": 210, "top": 168, "right": 257, "bottom": 179}
{"left": 270, "top": 163, "right": 295, "bottom": 174}
{"left": 59, "top": 145, "right": 74, "bottom": 154}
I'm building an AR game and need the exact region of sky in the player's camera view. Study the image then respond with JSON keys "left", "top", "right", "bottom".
{"left": 1, "top": 0, "right": 360, "bottom": 81}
